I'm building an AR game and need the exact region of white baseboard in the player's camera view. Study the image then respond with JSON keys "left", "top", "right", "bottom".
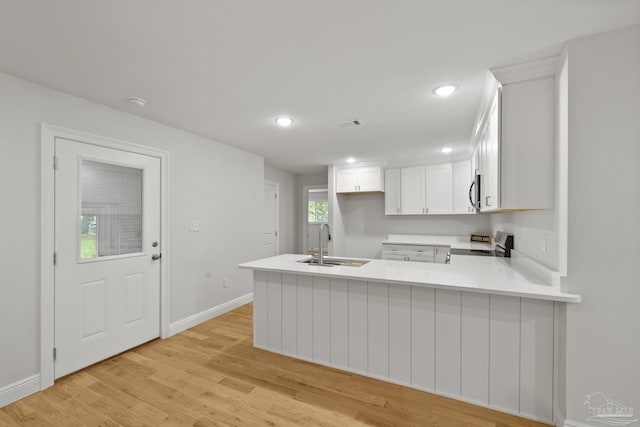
{"left": 0, "top": 375, "right": 40, "bottom": 408}
{"left": 168, "top": 292, "right": 253, "bottom": 336}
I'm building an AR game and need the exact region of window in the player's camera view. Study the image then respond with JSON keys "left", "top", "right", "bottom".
{"left": 79, "top": 160, "right": 143, "bottom": 260}
{"left": 308, "top": 200, "right": 329, "bottom": 224}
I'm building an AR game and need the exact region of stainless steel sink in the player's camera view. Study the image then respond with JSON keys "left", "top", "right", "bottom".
{"left": 297, "top": 256, "right": 369, "bottom": 267}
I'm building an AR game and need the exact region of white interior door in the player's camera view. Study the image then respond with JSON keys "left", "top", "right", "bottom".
{"left": 54, "top": 137, "right": 161, "bottom": 378}
{"left": 263, "top": 181, "right": 278, "bottom": 256}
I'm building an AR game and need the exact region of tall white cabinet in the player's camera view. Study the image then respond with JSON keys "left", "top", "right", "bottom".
{"left": 473, "top": 56, "right": 556, "bottom": 212}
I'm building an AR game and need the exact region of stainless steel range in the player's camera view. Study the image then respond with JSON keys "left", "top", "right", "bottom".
{"left": 450, "top": 231, "right": 514, "bottom": 258}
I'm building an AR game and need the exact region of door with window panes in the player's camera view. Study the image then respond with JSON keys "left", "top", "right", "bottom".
{"left": 307, "top": 189, "right": 328, "bottom": 254}
{"left": 54, "top": 137, "right": 161, "bottom": 378}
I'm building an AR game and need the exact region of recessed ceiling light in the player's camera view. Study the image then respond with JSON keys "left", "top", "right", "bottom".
{"left": 275, "top": 117, "right": 294, "bottom": 127}
{"left": 433, "top": 85, "right": 459, "bottom": 97}
{"left": 127, "top": 96, "right": 146, "bottom": 107}
{"left": 347, "top": 157, "right": 356, "bottom": 163}
{"left": 441, "top": 147, "right": 453, "bottom": 154}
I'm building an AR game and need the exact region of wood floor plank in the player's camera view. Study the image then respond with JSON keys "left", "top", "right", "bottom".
{"left": 0, "top": 302, "right": 552, "bottom": 426}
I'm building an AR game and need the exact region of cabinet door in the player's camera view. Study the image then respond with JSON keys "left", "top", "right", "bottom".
{"left": 434, "top": 246, "right": 450, "bottom": 264}
{"left": 336, "top": 168, "right": 358, "bottom": 193}
{"left": 453, "top": 160, "right": 474, "bottom": 214}
{"left": 406, "top": 245, "right": 435, "bottom": 263}
{"left": 384, "top": 169, "right": 401, "bottom": 215}
{"left": 425, "top": 163, "right": 453, "bottom": 214}
{"left": 382, "top": 244, "right": 408, "bottom": 261}
{"left": 358, "top": 166, "right": 383, "bottom": 192}
{"left": 400, "top": 166, "right": 425, "bottom": 214}
{"left": 481, "top": 92, "right": 500, "bottom": 211}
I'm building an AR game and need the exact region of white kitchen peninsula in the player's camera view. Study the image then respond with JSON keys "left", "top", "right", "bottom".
{"left": 239, "top": 254, "right": 580, "bottom": 423}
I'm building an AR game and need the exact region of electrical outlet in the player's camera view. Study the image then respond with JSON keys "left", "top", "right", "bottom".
{"left": 189, "top": 220, "right": 200, "bottom": 232}
{"left": 463, "top": 224, "right": 471, "bottom": 233}
{"left": 541, "top": 234, "right": 548, "bottom": 253}
{"left": 223, "top": 277, "right": 230, "bottom": 288}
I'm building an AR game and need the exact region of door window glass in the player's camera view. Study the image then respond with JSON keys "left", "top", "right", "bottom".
{"left": 79, "top": 160, "right": 143, "bottom": 259}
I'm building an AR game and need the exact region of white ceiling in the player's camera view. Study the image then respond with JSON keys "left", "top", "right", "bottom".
{"left": 1, "top": 1, "right": 639, "bottom": 174}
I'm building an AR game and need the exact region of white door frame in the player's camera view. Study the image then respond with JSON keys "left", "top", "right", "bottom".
{"left": 264, "top": 180, "right": 279, "bottom": 255}
{"left": 39, "top": 123, "right": 170, "bottom": 390}
{"left": 302, "top": 184, "right": 328, "bottom": 254}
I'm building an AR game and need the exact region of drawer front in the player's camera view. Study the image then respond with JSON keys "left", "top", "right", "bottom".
{"left": 406, "top": 245, "right": 435, "bottom": 263}
{"left": 382, "top": 253, "right": 408, "bottom": 261}
{"left": 382, "top": 244, "right": 408, "bottom": 259}
{"left": 406, "top": 245, "right": 434, "bottom": 257}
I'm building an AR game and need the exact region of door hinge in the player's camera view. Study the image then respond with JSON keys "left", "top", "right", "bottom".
{"left": 275, "top": 193, "right": 278, "bottom": 199}
{"left": 275, "top": 231, "right": 278, "bottom": 237}
{"left": 53, "top": 252, "right": 57, "bottom": 266}
{"left": 53, "top": 156, "right": 58, "bottom": 170}
{"left": 53, "top": 347, "right": 57, "bottom": 361}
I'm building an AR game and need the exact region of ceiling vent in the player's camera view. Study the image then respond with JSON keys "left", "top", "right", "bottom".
{"left": 337, "top": 119, "right": 361, "bottom": 128}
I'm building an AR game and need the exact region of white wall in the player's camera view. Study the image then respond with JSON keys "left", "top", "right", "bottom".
{"left": 264, "top": 164, "right": 297, "bottom": 254}
{"left": 490, "top": 209, "right": 559, "bottom": 270}
{"left": 0, "top": 71, "right": 263, "bottom": 390}
{"left": 564, "top": 25, "right": 640, "bottom": 425}
{"left": 341, "top": 194, "right": 491, "bottom": 259}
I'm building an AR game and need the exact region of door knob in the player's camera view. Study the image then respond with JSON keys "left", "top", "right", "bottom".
{"left": 152, "top": 253, "right": 162, "bottom": 261}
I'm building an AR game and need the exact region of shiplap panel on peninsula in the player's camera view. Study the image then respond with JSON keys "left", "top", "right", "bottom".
{"left": 254, "top": 271, "right": 554, "bottom": 423}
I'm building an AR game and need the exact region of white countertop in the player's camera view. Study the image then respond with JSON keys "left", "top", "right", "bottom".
{"left": 382, "top": 234, "right": 492, "bottom": 250}
{"left": 239, "top": 253, "right": 581, "bottom": 303}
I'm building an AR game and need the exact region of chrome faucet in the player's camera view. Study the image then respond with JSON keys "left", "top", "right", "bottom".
{"left": 318, "top": 223, "right": 331, "bottom": 266}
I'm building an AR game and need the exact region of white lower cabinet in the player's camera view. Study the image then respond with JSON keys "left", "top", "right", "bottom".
{"left": 382, "top": 244, "right": 448, "bottom": 263}
{"left": 383, "top": 244, "right": 437, "bottom": 262}
{"left": 254, "top": 272, "right": 555, "bottom": 423}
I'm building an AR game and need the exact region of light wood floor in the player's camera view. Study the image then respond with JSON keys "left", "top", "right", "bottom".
{"left": 0, "top": 303, "right": 551, "bottom": 426}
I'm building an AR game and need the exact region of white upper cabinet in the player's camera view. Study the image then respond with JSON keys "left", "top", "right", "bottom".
{"left": 472, "top": 56, "right": 557, "bottom": 212}
{"left": 384, "top": 168, "right": 401, "bottom": 215}
{"left": 480, "top": 91, "right": 500, "bottom": 212}
{"left": 336, "top": 165, "right": 383, "bottom": 194}
{"left": 400, "top": 166, "right": 425, "bottom": 214}
{"left": 499, "top": 76, "right": 554, "bottom": 210}
{"left": 358, "top": 166, "right": 384, "bottom": 192}
{"left": 336, "top": 168, "right": 358, "bottom": 193}
{"left": 385, "top": 163, "right": 455, "bottom": 215}
{"left": 453, "top": 159, "right": 475, "bottom": 214}
{"left": 425, "top": 163, "right": 453, "bottom": 214}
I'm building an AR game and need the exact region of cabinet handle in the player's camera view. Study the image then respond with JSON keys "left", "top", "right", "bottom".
{"left": 468, "top": 181, "right": 476, "bottom": 207}
{"left": 486, "top": 196, "right": 492, "bottom": 206}
{"left": 426, "top": 207, "right": 429, "bottom": 214}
